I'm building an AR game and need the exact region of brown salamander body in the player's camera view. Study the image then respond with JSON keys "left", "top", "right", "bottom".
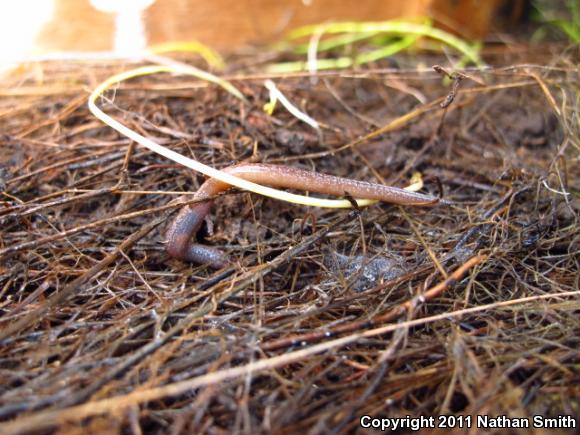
{"left": 166, "top": 163, "right": 447, "bottom": 267}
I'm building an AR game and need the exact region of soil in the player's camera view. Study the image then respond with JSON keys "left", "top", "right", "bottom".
{"left": 0, "top": 43, "right": 578, "bottom": 434}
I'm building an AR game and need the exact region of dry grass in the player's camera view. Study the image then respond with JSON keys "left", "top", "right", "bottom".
{"left": 0, "top": 44, "right": 578, "bottom": 434}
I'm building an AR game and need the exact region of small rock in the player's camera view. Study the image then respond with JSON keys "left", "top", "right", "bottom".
{"left": 325, "top": 252, "right": 404, "bottom": 292}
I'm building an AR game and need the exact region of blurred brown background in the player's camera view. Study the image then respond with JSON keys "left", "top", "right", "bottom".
{"left": 2, "top": 0, "right": 526, "bottom": 62}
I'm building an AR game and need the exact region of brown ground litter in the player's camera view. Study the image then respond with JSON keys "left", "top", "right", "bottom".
{"left": 0, "top": 43, "right": 578, "bottom": 434}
